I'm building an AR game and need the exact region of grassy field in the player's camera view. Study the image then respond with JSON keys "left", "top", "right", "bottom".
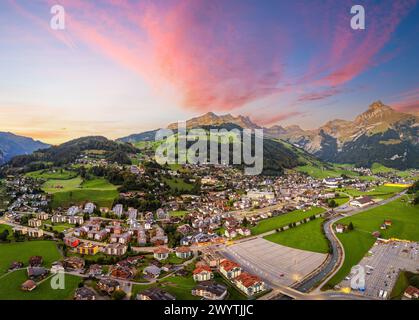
{"left": 251, "top": 207, "right": 326, "bottom": 235}
{"left": 337, "top": 185, "right": 407, "bottom": 200}
{"left": 132, "top": 274, "right": 247, "bottom": 300}
{"left": 163, "top": 177, "right": 194, "bottom": 192}
{"left": 296, "top": 163, "right": 359, "bottom": 179}
{"left": 169, "top": 210, "right": 188, "bottom": 217}
{"left": 326, "top": 197, "right": 419, "bottom": 288}
{"left": 26, "top": 169, "right": 78, "bottom": 180}
{"left": 0, "top": 241, "right": 62, "bottom": 274}
{"left": 0, "top": 270, "right": 81, "bottom": 300}
{"left": 42, "top": 177, "right": 83, "bottom": 193}
{"left": 43, "top": 177, "right": 118, "bottom": 208}
{"left": 390, "top": 271, "right": 419, "bottom": 299}
{"left": 264, "top": 218, "right": 329, "bottom": 254}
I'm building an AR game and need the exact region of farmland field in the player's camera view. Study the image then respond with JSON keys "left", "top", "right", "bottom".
{"left": 26, "top": 169, "right": 78, "bottom": 180}
{"left": 251, "top": 207, "right": 326, "bottom": 235}
{"left": 163, "top": 177, "right": 194, "bottom": 192}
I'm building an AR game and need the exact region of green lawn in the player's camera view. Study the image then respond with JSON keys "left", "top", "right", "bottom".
{"left": 26, "top": 169, "right": 78, "bottom": 180}
{"left": 325, "top": 197, "right": 419, "bottom": 288}
{"left": 296, "top": 163, "right": 359, "bottom": 179}
{"left": 43, "top": 176, "right": 118, "bottom": 208}
{"left": 0, "top": 270, "right": 81, "bottom": 300}
{"left": 264, "top": 218, "right": 329, "bottom": 254}
{"left": 132, "top": 274, "right": 247, "bottom": 300}
{"left": 42, "top": 177, "right": 83, "bottom": 193}
{"left": 163, "top": 177, "right": 194, "bottom": 192}
{"left": 169, "top": 210, "right": 188, "bottom": 218}
{"left": 251, "top": 207, "right": 326, "bottom": 235}
{"left": 0, "top": 241, "right": 62, "bottom": 274}
{"left": 338, "top": 185, "right": 406, "bottom": 200}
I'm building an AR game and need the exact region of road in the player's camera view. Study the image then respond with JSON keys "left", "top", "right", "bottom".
{"left": 293, "top": 190, "right": 407, "bottom": 295}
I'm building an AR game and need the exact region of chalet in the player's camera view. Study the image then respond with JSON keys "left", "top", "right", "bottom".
{"left": 74, "top": 287, "right": 96, "bottom": 300}
{"left": 193, "top": 265, "right": 213, "bottom": 282}
{"left": 203, "top": 252, "right": 223, "bottom": 268}
{"left": 192, "top": 281, "right": 227, "bottom": 300}
{"left": 87, "top": 264, "right": 103, "bottom": 277}
{"left": 175, "top": 246, "right": 192, "bottom": 259}
{"left": 9, "top": 261, "right": 24, "bottom": 271}
{"left": 137, "top": 288, "right": 176, "bottom": 301}
{"left": 236, "top": 228, "right": 251, "bottom": 237}
{"left": 97, "top": 279, "right": 120, "bottom": 295}
{"left": 143, "top": 265, "right": 161, "bottom": 278}
{"left": 219, "top": 260, "right": 242, "bottom": 279}
{"left": 94, "top": 229, "right": 108, "bottom": 241}
{"left": 156, "top": 208, "right": 169, "bottom": 220}
{"left": 63, "top": 257, "right": 85, "bottom": 270}
{"left": 29, "top": 256, "right": 43, "bottom": 267}
{"left": 153, "top": 247, "right": 170, "bottom": 261}
{"left": 110, "top": 265, "right": 135, "bottom": 279}
{"left": 27, "top": 267, "right": 48, "bottom": 280}
{"left": 234, "top": 272, "right": 266, "bottom": 296}
{"left": 335, "top": 224, "right": 346, "bottom": 234}
{"left": 372, "top": 231, "right": 381, "bottom": 238}
{"left": 21, "top": 280, "right": 37, "bottom": 292}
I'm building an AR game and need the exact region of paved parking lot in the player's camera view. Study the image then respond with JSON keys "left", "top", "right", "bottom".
{"left": 339, "top": 241, "right": 419, "bottom": 299}
{"left": 221, "top": 238, "right": 327, "bottom": 288}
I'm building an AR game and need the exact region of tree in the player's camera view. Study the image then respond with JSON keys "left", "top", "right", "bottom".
{"left": 112, "top": 290, "right": 127, "bottom": 300}
{"left": 328, "top": 199, "right": 338, "bottom": 208}
{"left": 348, "top": 222, "right": 354, "bottom": 231}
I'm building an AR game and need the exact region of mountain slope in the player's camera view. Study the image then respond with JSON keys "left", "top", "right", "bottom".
{"left": 272, "top": 101, "right": 418, "bottom": 169}
{"left": 5, "top": 136, "right": 138, "bottom": 169}
{"left": 0, "top": 132, "right": 50, "bottom": 164}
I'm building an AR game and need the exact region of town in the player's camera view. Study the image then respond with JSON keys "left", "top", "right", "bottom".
{"left": 0, "top": 146, "right": 417, "bottom": 301}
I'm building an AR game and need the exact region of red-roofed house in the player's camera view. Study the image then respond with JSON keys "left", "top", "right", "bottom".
{"left": 234, "top": 272, "right": 266, "bottom": 296}
{"left": 219, "top": 260, "right": 242, "bottom": 279}
{"left": 193, "top": 265, "right": 214, "bottom": 282}
{"left": 404, "top": 286, "right": 419, "bottom": 299}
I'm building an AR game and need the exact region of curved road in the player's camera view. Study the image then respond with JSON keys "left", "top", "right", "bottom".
{"left": 294, "top": 190, "right": 407, "bottom": 295}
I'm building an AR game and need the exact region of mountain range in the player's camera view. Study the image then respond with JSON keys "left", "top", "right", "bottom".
{"left": 1, "top": 101, "right": 418, "bottom": 171}
{"left": 149, "top": 101, "right": 419, "bottom": 169}
{"left": 0, "top": 132, "right": 50, "bottom": 165}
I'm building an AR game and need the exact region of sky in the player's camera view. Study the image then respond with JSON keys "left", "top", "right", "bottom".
{"left": 0, "top": 0, "right": 418, "bottom": 144}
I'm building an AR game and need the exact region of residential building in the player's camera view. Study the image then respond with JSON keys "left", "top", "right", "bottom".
{"left": 234, "top": 272, "right": 266, "bottom": 296}
{"left": 192, "top": 281, "right": 227, "bottom": 300}
{"left": 153, "top": 247, "right": 169, "bottom": 261}
{"left": 67, "top": 215, "right": 84, "bottom": 225}
{"left": 113, "top": 204, "right": 124, "bottom": 217}
{"left": 64, "top": 236, "right": 80, "bottom": 248}
{"left": 84, "top": 202, "right": 96, "bottom": 214}
{"left": 175, "top": 246, "right": 192, "bottom": 259}
{"left": 28, "top": 218, "right": 42, "bottom": 228}
{"left": 28, "top": 228, "right": 43, "bottom": 238}
{"left": 219, "top": 260, "right": 242, "bottom": 279}
{"left": 105, "top": 243, "right": 127, "bottom": 256}
{"left": 74, "top": 287, "right": 96, "bottom": 300}
{"left": 51, "top": 215, "right": 67, "bottom": 224}
{"left": 21, "top": 280, "right": 37, "bottom": 292}
{"left": 77, "top": 243, "right": 99, "bottom": 255}
{"left": 35, "top": 212, "right": 49, "bottom": 220}
{"left": 137, "top": 288, "right": 176, "bottom": 301}
{"left": 350, "top": 196, "right": 374, "bottom": 208}
{"left": 97, "top": 279, "right": 120, "bottom": 295}
{"left": 193, "top": 265, "right": 213, "bottom": 282}
{"left": 67, "top": 206, "right": 80, "bottom": 216}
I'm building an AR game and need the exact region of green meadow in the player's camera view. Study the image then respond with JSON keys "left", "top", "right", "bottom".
{"left": 251, "top": 207, "right": 326, "bottom": 235}
{"left": 264, "top": 218, "right": 329, "bottom": 254}
{"left": 325, "top": 197, "right": 419, "bottom": 288}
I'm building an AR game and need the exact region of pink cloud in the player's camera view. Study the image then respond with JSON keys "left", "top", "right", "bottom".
{"left": 251, "top": 111, "right": 304, "bottom": 126}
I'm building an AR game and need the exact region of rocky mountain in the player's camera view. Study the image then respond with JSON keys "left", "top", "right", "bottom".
{"left": 167, "top": 112, "right": 262, "bottom": 130}
{"left": 0, "top": 132, "right": 50, "bottom": 164}
{"left": 272, "top": 101, "right": 419, "bottom": 169}
{"left": 117, "top": 129, "right": 159, "bottom": 143}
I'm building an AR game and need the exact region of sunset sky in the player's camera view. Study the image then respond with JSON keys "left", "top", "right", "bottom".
{"left": 0, "top": 0, "right": 418, "bottom": 144}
